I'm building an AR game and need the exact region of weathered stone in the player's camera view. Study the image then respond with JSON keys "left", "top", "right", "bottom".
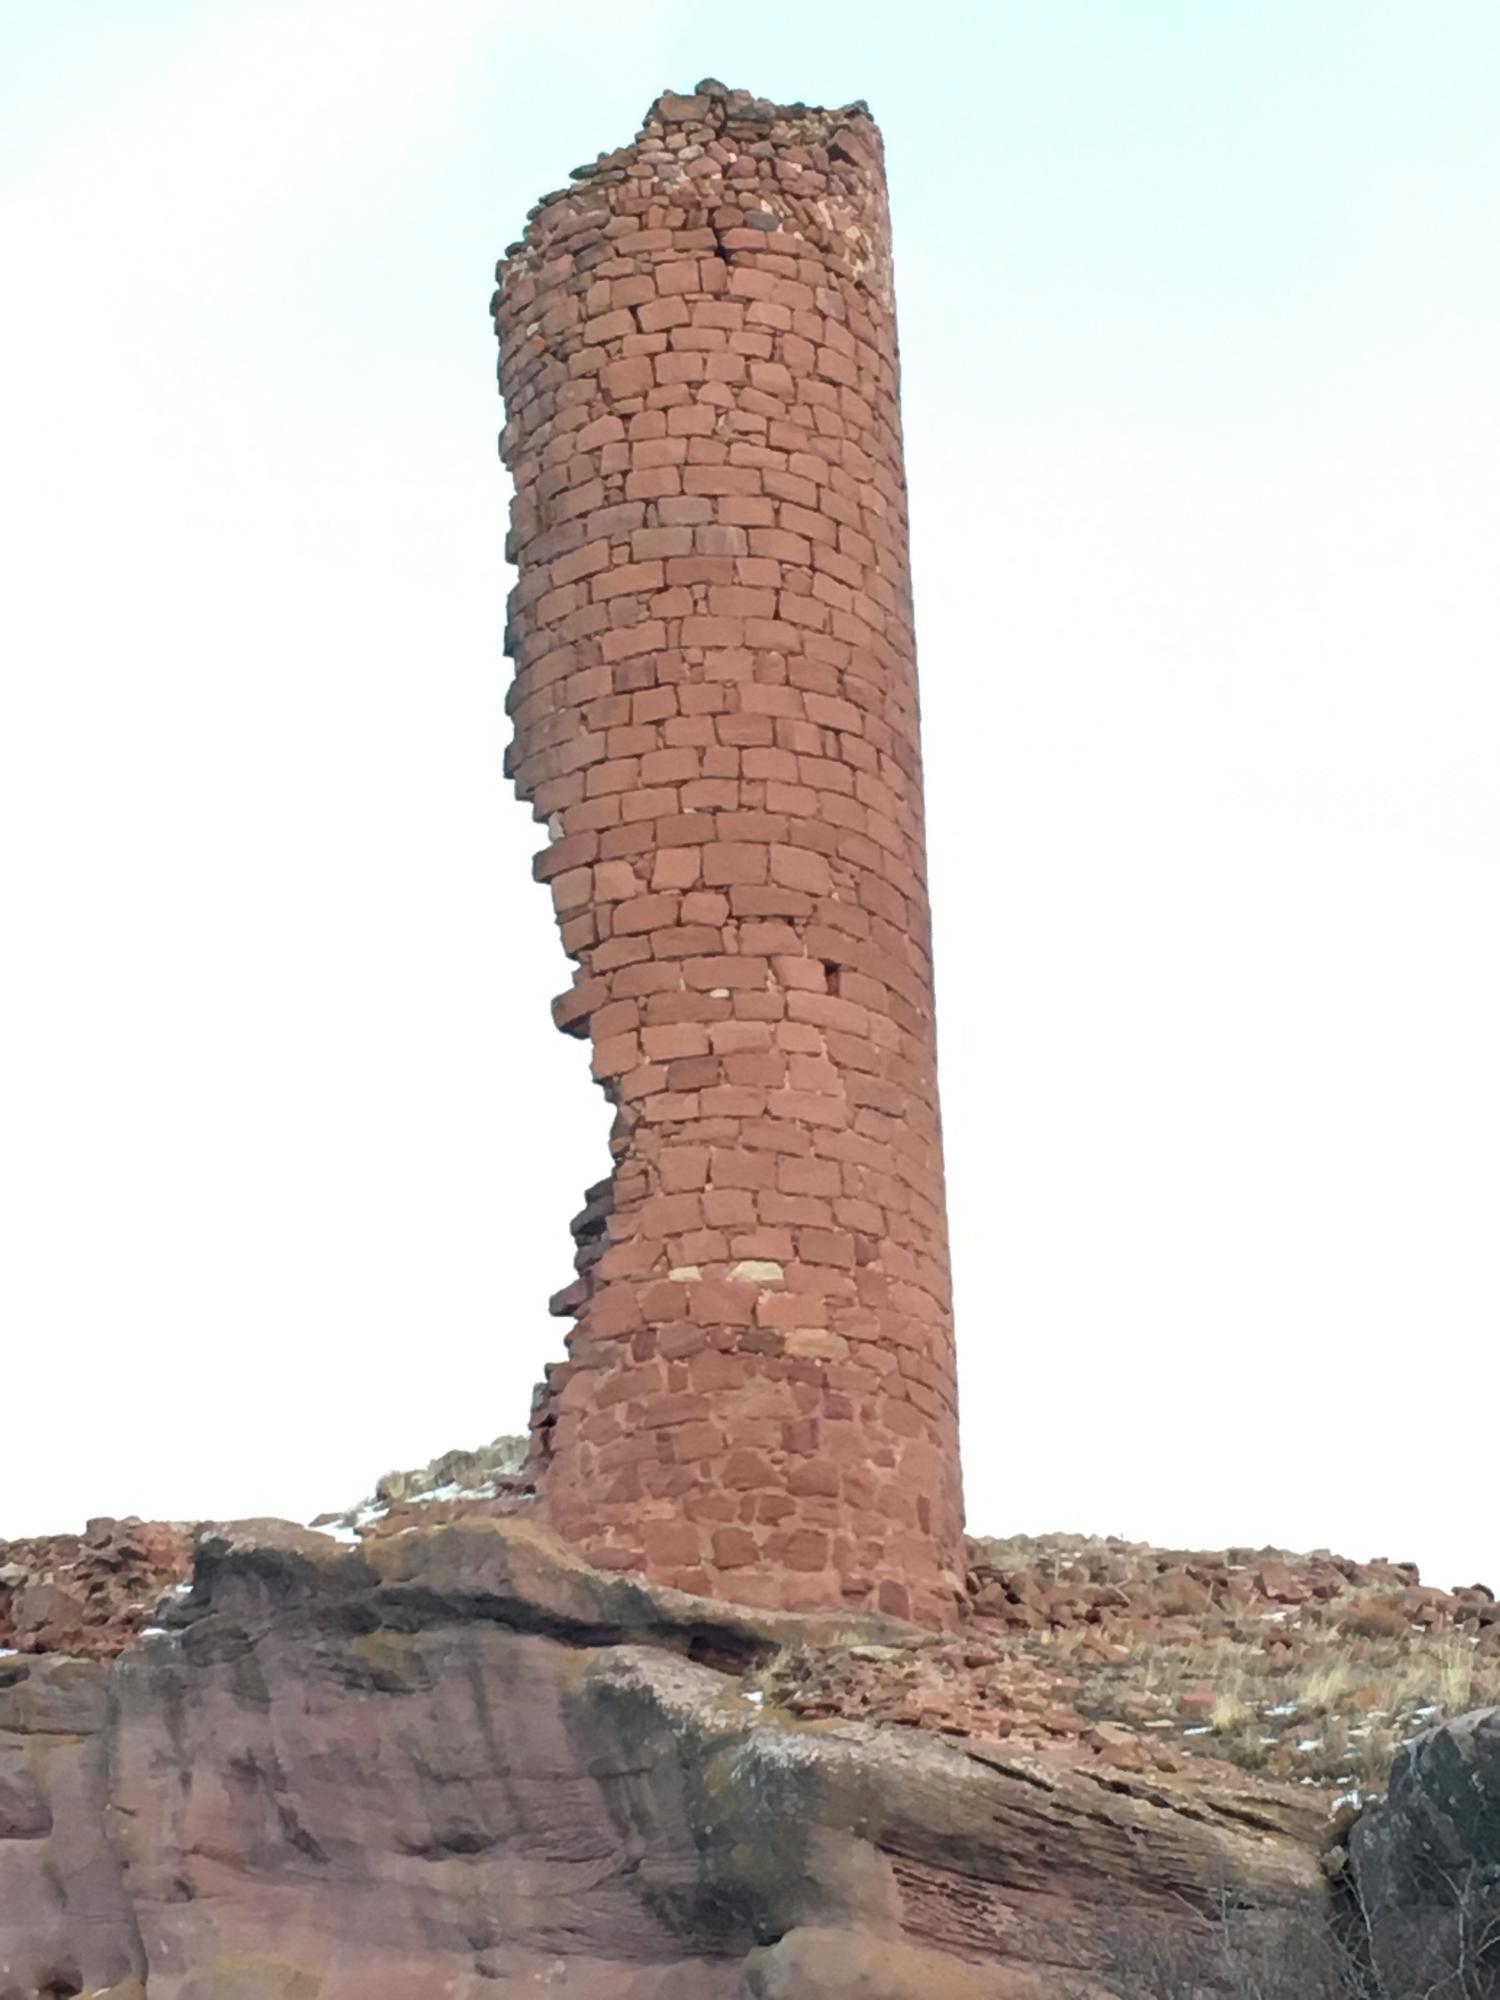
{"left": 0, "top": 1517, "right": 192, "bottom": 1657}
{"left": 0, "top": 1516, "right": 1330, "bottom": 1997}
{"left": 740, "top": 1926, "right": 1048, "bottom": 1997}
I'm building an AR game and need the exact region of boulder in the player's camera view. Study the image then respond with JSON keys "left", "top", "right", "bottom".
{"left": 1348, "top": 1706, "right": 1500, "bottom": 1995}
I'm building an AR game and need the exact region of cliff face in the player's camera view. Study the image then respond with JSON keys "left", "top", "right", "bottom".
{"left": 0, "top": 1516, "right": 1329, "bottom": 2000}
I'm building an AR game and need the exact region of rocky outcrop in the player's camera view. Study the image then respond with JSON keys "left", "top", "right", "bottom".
{"left": 1, "top": 1516, "right": 1330, "bottom": 1999}
{"left": 0, "top": 1519, "right": 191, "bottom": 1660}
{"left": 967, "top": 1532, "right": 1500, "bottom": 1650}
{"left": 7, "top": 1495, "right": 1496, "bottom": 1807}
{"left": 310, "top": 1434, "right": 533, "bottom": 1536}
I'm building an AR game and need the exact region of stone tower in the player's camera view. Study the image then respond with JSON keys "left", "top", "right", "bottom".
{"left": 492, "top": 83, "right": 963, "bottom": 1628}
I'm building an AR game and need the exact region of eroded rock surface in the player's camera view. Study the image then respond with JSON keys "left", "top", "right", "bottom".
{"left": 1, "top": 1516, "right": 1330, "bottom": 1999}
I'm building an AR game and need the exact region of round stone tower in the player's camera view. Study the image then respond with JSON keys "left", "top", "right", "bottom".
{"left": 492, "top": 83, "right": 963, "bottom": 1627}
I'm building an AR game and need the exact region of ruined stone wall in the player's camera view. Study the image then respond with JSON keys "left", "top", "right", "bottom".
{"left": 493, "top": 83, "right": 963, "bottom": 1628}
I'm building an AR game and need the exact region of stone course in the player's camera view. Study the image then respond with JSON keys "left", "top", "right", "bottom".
{"left": 492, "top": 83, "right": 963, "bottom": 1626}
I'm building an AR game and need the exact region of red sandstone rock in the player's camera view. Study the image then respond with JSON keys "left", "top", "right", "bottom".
{"left": 0, "top": 1518, "right": 191, "bottom": 1659}
{"left": 0, "top": 1514, "right": 1328, "bottom": 2000}
{"left": 493, "top": 86, "right": 962, "bottom": 1628}
{"left": 5, "top": 1485, "right": 1493, "bottom": 1987}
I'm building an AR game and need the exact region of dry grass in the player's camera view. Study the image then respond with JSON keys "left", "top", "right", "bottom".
{"left": 1298, "top": 1658, "right": 1357, "bottom": 1716}
{"left": 1035, "top": 1624, "right": 1500, "bottom": 1795}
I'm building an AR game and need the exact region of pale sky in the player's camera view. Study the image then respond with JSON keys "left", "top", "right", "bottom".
{"left": 3, "top": 3, "right": 1496, "bottom": 1590}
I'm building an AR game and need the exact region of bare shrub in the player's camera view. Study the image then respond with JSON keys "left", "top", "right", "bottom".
{"left": 1080, "top": 1870, "right": 1500, "bottom": 2000}
{"left": 1085, "top": 1897, "right": 1355, "bottom": 2000}
{"left": 1339, "top": 1598, "right": 1413, "bottom": 1642}
{"left": 1362, "top": 1861, "right": 1500, "bottom": 2000}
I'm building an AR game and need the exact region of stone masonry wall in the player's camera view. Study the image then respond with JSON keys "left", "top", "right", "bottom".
{"left": 492, "top": 83, "right": 963, "bottom": 1628}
